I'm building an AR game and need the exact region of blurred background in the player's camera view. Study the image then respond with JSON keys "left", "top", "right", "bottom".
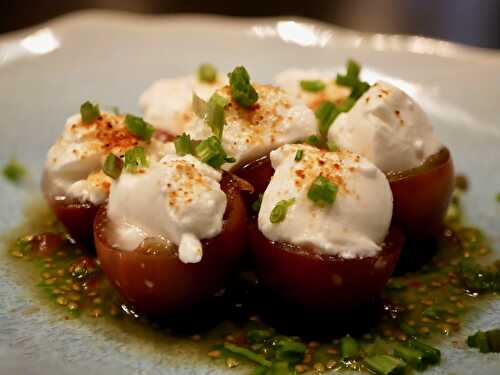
{"left": 1, "top": 0, "right": 500, "bottom": 49}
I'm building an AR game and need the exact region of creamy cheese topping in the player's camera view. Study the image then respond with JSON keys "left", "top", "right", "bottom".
{"left": 328, "top": 81, "right": 442, "bottom": 173}
{"left": 106, "top": 152, "right": 227, "bottom": 264}
{"left": 258, "top": 144, "right": 393, "bottom": 258}
{"left": 185, "top": 84, "right": 317, "bottom": 170}
{"left": 139, "top": 75, "right": 227, "bottom": 135}
{"left": 44, "top": 112, "right": 167, "bottom": 205}
{"left": 274, "top": 69, "right": 351, "bottom": 110}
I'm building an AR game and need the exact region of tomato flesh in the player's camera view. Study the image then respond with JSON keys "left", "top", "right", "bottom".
{"left": 94, "top": 173, "right": 247, "bottom": 316}
{"left": 249, "top": 222, "right": 404, "bottom": 312}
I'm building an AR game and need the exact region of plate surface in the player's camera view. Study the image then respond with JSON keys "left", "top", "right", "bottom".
{"left": 0, "top": 10, "right": 499, "bottom": 375}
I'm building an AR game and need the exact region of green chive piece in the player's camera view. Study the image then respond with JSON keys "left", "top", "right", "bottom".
{"left": 174, "top": 133, "right": 194, "bottom": 156}
{"left": 206, "top": 93, "right": 229, "bottom": 139}
{"left": 223, "top": 343, "right": 272, "bottom": 367}
{"left": 336, "top": 59, "right": 370, "bottom": 100}
{"left": 408, "top": 339, "right": 441, "bottom": 364}
{"left": 305, "top": 135, "right": 324, "bottom": 148}
{"left": 192, "top": 93, "right": 208, "bottom": 119}
{"left": 399, "top": 323, "right": 417, "bottom": 337}
{"left": 422, "top": 306, "right": 447, "bottom": 319}
{"left": 251, "top": 366, "right": 269, "bottom": 375}
{"left": 124, "top": 146, "right": 148, "bottom": 172}
{"left": 276, "top": 340, "right": 307, "bottom": 364}
{"left": 315, "top": 100, "right": 339, "bottom": 137}
{"left": 270, "top": 198, "right": 295, "bottom": 224}
{"left": 252, "top": 193, "right": 264, "bottom": 213}
{"left": 327, "top": 141, "right": 338, "bottom": 152}
{"left": 80, "top": 101, "right": 100, "bottom": 124}
{"left": 340, "top": 335, "right": 359, "bottom": 359}
{"left": 267, "top": 361, "right": 293, "bottom": 375}
{"left": 197, "top": 63, "right": 217, "bottom": 83}
{"left": 300, "top": 80, "right": 325, "bottom": 92}
{"left": 228, "top": 66, "right": 259, "bottom": 108}
{"left": 485, "top": 329, "right": 500, "bottom": 352}
{"left": 294, "top": 149, "right": 303, "bottom": 161}
{"left": 125, "top": 114, "right": 155, "bottom": 141}
{"left": 195, "top": 136, "right": 230, "bottom": 169}
{"left": 247, "top": 330, "right": 272, "bottom": 344}
{"left": 224, "top": 156, "right": 236, "bottom": 163}
{"left": 307, "top": 175, "right": 338, "bottom": 206}
{"left": 467, "top": 331, "right": 490, "bottom": 353}
{"left": 496, "top": 193, "right": 500, "bottom": 202}
{"left": 103, "top": 153, "right": 123, "bottom": 179}
{"left": 3, "top": 159, "right": 26, "bottom": 182}
{"left": 393, "top": 344, "right": 426, "bottom": 371}
{"left": 363, "top": 355, "right": 406, "bottom": 375}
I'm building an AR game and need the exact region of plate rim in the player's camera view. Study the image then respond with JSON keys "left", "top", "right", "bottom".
{"left": 1, "top": 9, "right": 500, "bottom": 65}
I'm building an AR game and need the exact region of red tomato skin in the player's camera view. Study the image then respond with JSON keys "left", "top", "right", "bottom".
{"left": 249, "top": 223, "right": 404, "bottom": 312}
{"left": 42, "top": 171, "right": 99, "bottom": 247}
{"left": 94, "top": 173, "right": 247, "bottom": 317}
{"left": 389, "top": 148, "right": 454, "bottom": 240}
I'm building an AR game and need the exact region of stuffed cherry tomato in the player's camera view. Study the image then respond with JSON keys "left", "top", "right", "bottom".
{"left": 325, "top": 81, "right": 454, "bottom": 240}
{"left": 43, "top": 104, "right": 166, "bottom": 245}
{"left": 249, "top": 144, "right": 403, "bottom": 312}
{"left": 142, "top": 67, "right": 318, "bottom": 174}
{"left": 94, "top": 153, "right": 247, "bottom": 316}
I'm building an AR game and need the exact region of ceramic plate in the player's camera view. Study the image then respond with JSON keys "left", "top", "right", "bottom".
{"left": 0, "top": 10, "right": 499, "bottom": 375}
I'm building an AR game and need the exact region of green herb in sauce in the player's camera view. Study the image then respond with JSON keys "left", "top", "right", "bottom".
{"left": 3, "top": 186, "right": 499, "bottom": 374}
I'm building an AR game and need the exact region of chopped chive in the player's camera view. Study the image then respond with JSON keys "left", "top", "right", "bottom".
{"left": 486, "top": 329, "right": 500, "bottom": 352}
{"left": 195, "top": 136, "right": 230, "bottom": 169}
{"left": 496, "top": 193, "right": 500, "bottom": 202}
{"left": 393, "top": 344, "right": 426, "bottom": 371}
{"left": 80, "top": 101, "right": 100, "bottom": 124}
{"left": 103, "top": 153, "right": 123, "bottom": 179}
{"left": 408, "top": 339, "right": 441, "bottom": 364}
{"left": 206, "top": 93, "right": 229, "bottom": 139}
{"left": 3, "top": 159, "right": 26, "bottom": 182}
{"left": 270, "top": 198, "right": 295, "bottom": 224}
{"left": 124, "top": 146, "right": 148, "bottom": 172}
{"left": 247, "top": 330, "right": 272, "bottom": 344}
{"left": 276, "top": 339, "right": 307, "bottom": 363}
{"left": 125, "top": 114, "right": 155, "bottom": 141}
{"left": 197, "top": 63, "right": 217, "bottom": 83}
{"left": 307, "top": 175, "right": 338, "bottom": 206}
{"left": 467, "top": 331, "right": 491, "bottom": 353}
{"left": 336, "top": 59, "right": 370, "bottom": 100}
{"left": 267, "top": 361, "right": 293, "bottom": 374}
{"left": 251, "top": 193, "right": 264, "bottom": 213}
{"left": 315, "top": 100, "right": 339, "bottom": 137}
{"left": 228, "top": 66, "right": 259, "bottom": 108}
{"left": 299, "top": 80, "right": 325, "bottom": 92}
{"left": 192, "top": 93, "right": 208, "bottom": 119}
{"left": 340, "top": 335, "right": 359, "bottom": 359}
{"left": 251, "top": 366, "right": 269, "bottom": 375}
{"left": 305, "top": 135, "right": 325, "bottom": 148}
{"left": 223, "top": 343, "right": 272, "bottom": 367}
{"left": 399, "top": 323, "right": 417, "bottom": 337}
{"left": 224, "top": 156, "right": 236, "bottom": 163}
{"left": 294, "top": 149, "right": 303, "bottom": 161}
{"left": 327, "top": 140, "right": 338, "bottom": 152}
{"left": 363, "top": 355, "right": 406, "bottom": 375}
{"left": 174, "top": 133, "right": 194, "bottom": 156}
{"left": 422, "top": 306, "right": 447, "bottom": 319}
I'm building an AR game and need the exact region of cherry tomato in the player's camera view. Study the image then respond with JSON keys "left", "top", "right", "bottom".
{"left": 42, "top": 171, "right": 99, "bottom": 246}
{"left": 236, "top": 147, "right": 454, "bottom": 240}
{"left": 249, "top": 222, "right": 404, "bottom": 312}
{"left": 388, "top": 147, "right": 454, "bottom": 240}
{"left": 94, "top": 173, "right": 247, "bottom": 316}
